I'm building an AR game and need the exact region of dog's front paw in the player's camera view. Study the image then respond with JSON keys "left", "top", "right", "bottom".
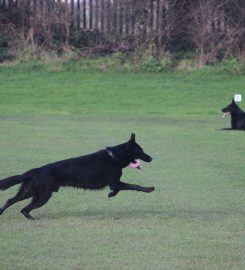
{"left": 108, "top": 192, "right": 114, "bottom": 198}
{"left": 147, "top": 187, "right": 155, "bottom": 192}
{"left": 108, "top": 190, "right": 119, "bottom": 198}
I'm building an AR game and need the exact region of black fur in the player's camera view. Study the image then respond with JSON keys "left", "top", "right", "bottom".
{"left": 222, "top": 99, "right": 245, "bottom": 130}
{"left": 0, "top": 133, "right": 154, "bottom": 219}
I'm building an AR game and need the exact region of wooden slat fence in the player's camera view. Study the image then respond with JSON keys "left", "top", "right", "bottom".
{"left": 1, "top": 0, "right": 243, "bottom": 56}
{"left": 0, "top": 0, "right": 174, "bottom": 39}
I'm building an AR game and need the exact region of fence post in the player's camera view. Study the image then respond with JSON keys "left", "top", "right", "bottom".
{"left": 113, "top": 0, "right": 118, "bottom": 35}
{"left": 76, "top": 0, "right": 80, "bottom": 30}
{"left": 95, "top": 0, "right": 99, "bottom": 29}
{"left": 83, "top": 0, "right": 87, "bottom": 29}
{"left": 119, "top": 0, "right": 123, "bottom": 35}
{"left": 101, "top": 0, "right": 104, "bottom": 32}
{"left": 125, "top": 0, "right": 129, "bottom": 35}
{"left": 107, "top": 0, "right": 111, "bottom": 34}
{"left": 89, "top": 0, "right": 93, "bottom": 29}
{"left": 71, "top": 0, "right": 74, "bottom": 28}
{"left": 131, "top": 1, "right": 135, "bottom": 36}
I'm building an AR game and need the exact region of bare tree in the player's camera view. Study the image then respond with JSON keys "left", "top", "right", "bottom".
{"left": 185, "top": 0, "right": 245, "bottom": 65}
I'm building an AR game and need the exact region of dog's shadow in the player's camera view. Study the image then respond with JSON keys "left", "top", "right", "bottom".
{"left": 218, "top": 128, "right": 244, "bottom": 131}
{"left": 37, "top": 208, "right": 162, "bottom": 221}
{"left": 34, "top": 208, "right": 227, "bottom": 222}
{"left": 218, "top": 128, "right": 233, "bottom": 131}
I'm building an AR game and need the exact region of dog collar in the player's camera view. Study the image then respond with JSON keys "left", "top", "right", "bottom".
{"left": 106, "top": 148, "right": 118, "bottom": 162}
{"left": 106, "top": 148, "right": 125, "bottom": 168}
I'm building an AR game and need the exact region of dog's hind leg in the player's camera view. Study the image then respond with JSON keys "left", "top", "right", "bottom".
{"left": 20, "top": 189, "right": 52, "bottom": 220}
{"left": 0, "top": 184, "right": 32, "bottom": 215}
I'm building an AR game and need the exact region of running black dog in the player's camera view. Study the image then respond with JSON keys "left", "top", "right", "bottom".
{"left": 0, "top": 133, "right": 154, "bottom": 219}
{"left": 222, "top": 99, "right": 245, "bottom": 130}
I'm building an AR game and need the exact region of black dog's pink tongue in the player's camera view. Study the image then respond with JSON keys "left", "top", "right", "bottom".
{"left": 222, "top": 112, "right": 230, "bottom": 118}
{"left": 128, "top": 160, "right": 141, "bottom": 170}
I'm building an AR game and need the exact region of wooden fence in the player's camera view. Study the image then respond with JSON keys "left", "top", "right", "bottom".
{"left": 0, "top": 0, "right": 171, "bottom": 39}
{"left": 1, "top": 0, "right": 244, "bottom": 57}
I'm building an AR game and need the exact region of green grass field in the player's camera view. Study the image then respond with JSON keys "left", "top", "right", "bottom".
{"left": 0, "top": 62, "right": 244, "bottom": 270}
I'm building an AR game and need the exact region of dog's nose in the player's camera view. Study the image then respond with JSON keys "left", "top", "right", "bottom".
{"left": 149, "top": 157, "right": 153, "bottom": 162}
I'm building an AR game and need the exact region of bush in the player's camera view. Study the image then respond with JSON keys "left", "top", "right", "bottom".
{"left": 141, "top": 56, "right": 169, "bottom": 72}
{"left": 0, "top": 31, "right": 12, "bottom": 62}
{"left": 216, "top": 58, "right": 245, "bottom": 74}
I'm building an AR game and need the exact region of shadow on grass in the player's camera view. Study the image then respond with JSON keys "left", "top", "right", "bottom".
{"left": 35, "top": 208, "right": 228, "bottom": 222}
{"left": 218, "top": 128, "right": 245, "bottom": 131}
{"left": 219, "top": 128, "right": 233, "bottom": 131}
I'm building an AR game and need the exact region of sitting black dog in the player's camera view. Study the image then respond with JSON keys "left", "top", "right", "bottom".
{"left": 222, "top": 99, "right": 245, "bottom": 130}
{"left": 0, "top": 133, "right": 154, "bottom": 220}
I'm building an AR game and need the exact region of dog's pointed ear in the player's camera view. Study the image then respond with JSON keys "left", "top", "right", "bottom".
{"left": 127, "top": 133, "right": 135, "bottom": 149}
{"left": 232, "top": 98, "right": 235, "bottom": 104}
{"left": 130, "top": 133, "right": 135, "bottom": 142}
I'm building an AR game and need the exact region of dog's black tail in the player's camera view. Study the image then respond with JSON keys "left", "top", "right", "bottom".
{"left": 0, "top": 175, "right": 26, "bottom": 190}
